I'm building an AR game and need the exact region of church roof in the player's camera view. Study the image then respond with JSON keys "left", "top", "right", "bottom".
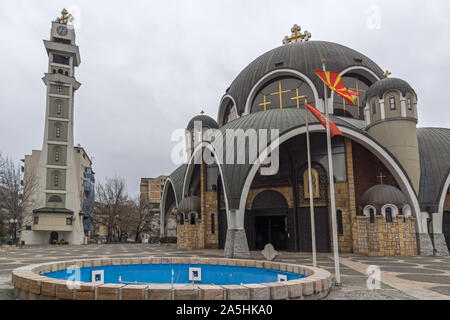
{"left": 168, "top": 164, "right": 187, "bottom": 205}
{"left": 364, "top": 77, "right": 416, "bottom": 105}
{"left": 360, "top": 184, "right": 408, "bottom": 210}
{"left": 178, "top": 196, "right": 201, "bottom": 214}
{"left": 187, "top": 114, "right": 219, "bottom": 131}
{"left": 210, "top": 108, "right": 380, "bottom": 209}
{"left": 225, "top": 41, "right": 384, "bottom": 117}
{"left": 417, "top": 128, "right": 450, "bottom": 211}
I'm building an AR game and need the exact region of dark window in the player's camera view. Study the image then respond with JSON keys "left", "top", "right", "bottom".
{"left": 34, "top": 216, "right": 39, "bottom": 225}
{"left": 211, "top": 213, "right": 215, "bottom": 234}
{"left": 190, "top": 213, "right": 196, "bottom": 225}
{"left": 53, "top": 37, "right": 71, "bottom": 45}
{"left": 179, "top": 213, "right": 184, "bottom": 225}
{"left": 58, "top": 69, "right": 63, "bottom": 74}
{"left": 386, "top": 207, "right": 393, "bottom": 223}
{"left": 65, "top": 71, "right": 69, "bottom": 76}
{"left": 369, "top": 209, "right": 375, "bottom": 224}
{"left": 53, "top": 54, "right": 70, "bottom": 65}
{"left": 337, "top": 210, "right": 343, "bottom": 235}
{"left": 372, "top": 101, "right": 377, "bottom": 115}
{"left": 49, "top": 195, "right": 63, "bottom": 203}
{"left": 389, "top": 96, "right": 396, "bottom": 110}
{"left": 66, "top": 218, "right": 72, "bottom": 225}
{"left": 57, "top": 103, "right": 62, "bottom": 115}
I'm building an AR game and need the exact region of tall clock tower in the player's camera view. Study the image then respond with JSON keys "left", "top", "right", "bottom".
{"left": 21, "top": 9, "right": 85, "bottom": 245}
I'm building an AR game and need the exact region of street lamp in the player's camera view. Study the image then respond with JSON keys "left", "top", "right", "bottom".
{"left": 9, "top": 218, "right": 18, "bottom": 242}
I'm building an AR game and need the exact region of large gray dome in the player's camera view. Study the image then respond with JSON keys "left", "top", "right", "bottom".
{"left": 225, "top": 41, "right": 385, "bottom": 117}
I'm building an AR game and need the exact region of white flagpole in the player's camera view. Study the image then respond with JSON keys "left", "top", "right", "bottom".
{"left": 321, "top": 59, "right": 341, "bottom": 286}
{"left": 304, "top": 98, "right": 317, "bottom": 268}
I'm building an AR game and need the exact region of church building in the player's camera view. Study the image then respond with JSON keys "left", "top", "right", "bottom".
{"left": 162, "top": 25, "right": 450, "bottom": 258}
{"left": 21, "top": 10, "right": 94, "bottom": 245}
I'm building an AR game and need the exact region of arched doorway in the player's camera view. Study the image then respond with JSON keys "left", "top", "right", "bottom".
{"left": 251, "top": 190, "right": 289, "bottom": 251}
{"left": 50, "top": 231, "right": 58, "bottom": 245}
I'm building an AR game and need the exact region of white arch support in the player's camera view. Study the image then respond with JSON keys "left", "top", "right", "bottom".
{"left": 438, "top": 172, "right": 450, "bottom": 214}
{"left": 237, "top": 124, "right": 423, "bottom": 233}
{"left": 243, "top": 69, "right": 321, "bottom": 115}
{"left": 160, "top": 177, "right": 178, "bottom": 237}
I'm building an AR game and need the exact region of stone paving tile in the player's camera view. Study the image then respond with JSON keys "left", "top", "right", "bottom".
{"left": 379, "top": 267, "right": 445, "bottom": 274}
{"left": 429, "top": 286, "right": 450, "bottom": 296}
{"left": 396, "top": 274, "right": 450, "bottom": 284}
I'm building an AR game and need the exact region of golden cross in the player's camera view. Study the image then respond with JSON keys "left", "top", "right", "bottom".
{"left": 200, "top": 110, "right": 205, "bottom": 115}
{"left": 56, "top": 8, "right": 72, "bottom": 25}
{"left": 343, "top": 78, "right": 366, "bottom": 116}
{"left": 291, "top": 88, "right": 305, "bottom": 109}
{"left": 384, "top": 70, "right": 392, "bottom": 78}
{"left": 270, "top": 80, "right": 291, "bottom": 109}
{"left": 377, "top": 172, "right": 386, "bottom": 184}
{"left": 283, "top": 24, "right": 311, "bottom": 44}
{"left": 258, "top": 95, "right": 271, "bottom": 111}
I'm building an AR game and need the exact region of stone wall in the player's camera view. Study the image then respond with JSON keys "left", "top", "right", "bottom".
{"left": 353, "top": 215, "right": 417, "bottom": 256}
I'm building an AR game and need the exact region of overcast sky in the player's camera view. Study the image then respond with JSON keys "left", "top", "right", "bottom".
{"left": 0, "top": 0, "right": 449, "bottom": 197}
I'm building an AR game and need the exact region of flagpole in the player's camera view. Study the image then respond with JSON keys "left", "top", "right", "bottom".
{"left": 321, "top": 59, "right": 341, "bottom": 286}
{"left": 304, "top": 98, "right": 317, "bottom": 268}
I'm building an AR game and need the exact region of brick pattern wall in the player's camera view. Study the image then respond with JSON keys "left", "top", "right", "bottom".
{"left": 353, "top": 216, "right": 417, "bottom": 256}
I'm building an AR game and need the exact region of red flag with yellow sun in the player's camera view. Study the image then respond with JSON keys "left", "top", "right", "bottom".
{"left": 314, "top": 70, "right": 359, "bottom": 106}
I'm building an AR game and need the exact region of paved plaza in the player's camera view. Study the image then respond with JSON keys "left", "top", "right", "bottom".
{"left": 1, "top": 244, "right": 449, "bottom": 300}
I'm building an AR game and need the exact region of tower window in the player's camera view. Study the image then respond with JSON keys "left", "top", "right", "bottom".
{"left": 57, "top": 103, "right": 62, "bottom": 115}
{"left": 369, "top": 208, "right": 375, "bottom": 224}
{"left": 56, "top": 127, "right": 61, "bottom": 138}
{"left": 34, "top": 216, "right": 39, "bottom": 225}
{"left": 371, "top": 101, "right": 377, "bottom": 115}
{"left": 407, "top": 97, "right": 412, "bottom": 110}
{"left": 211, "top": 213, "right": 215, "bottom": 234}
{"left": 389, "top": 96, "right": 396, "bottom": 110}
{"left": 55, "top": 151, "right": 60, "bottom": 162}
{"left": 386, "top": 207, "right": 393, "bottom": 223}
{"left": 54, "top": 174, "right": 59, "bottom": 187}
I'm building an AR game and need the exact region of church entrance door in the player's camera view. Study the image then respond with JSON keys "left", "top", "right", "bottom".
{"left": 443, "top": 211, "right": 450, "bottom": 251}
{"left": 50, "top": 231, "right": 58, "bottom": 245}
{"left": 254, "top": 211, "right": 287, "bottom": 251}
{"left": 298, "top": 206, "right": 330, "bottom": 253}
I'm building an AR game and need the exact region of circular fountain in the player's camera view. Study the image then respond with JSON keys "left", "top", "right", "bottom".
{"left": 12, "top": 257, "right": 332, "bottom": 300}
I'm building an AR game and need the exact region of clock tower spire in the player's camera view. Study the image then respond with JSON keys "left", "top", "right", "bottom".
{"left": 21, "top": 9, "right": 85, "bottom": 245}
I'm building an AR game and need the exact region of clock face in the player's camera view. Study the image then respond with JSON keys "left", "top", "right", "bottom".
{"left": 56, "top": 25, "right": 68, "bottom": 37}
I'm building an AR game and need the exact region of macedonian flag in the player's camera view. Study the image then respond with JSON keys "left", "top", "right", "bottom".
{"left": 305, "top": 103, "right": 343, "bottom": 138}
{"left": 314, "top": 70, "right": 359, "bottom": 106}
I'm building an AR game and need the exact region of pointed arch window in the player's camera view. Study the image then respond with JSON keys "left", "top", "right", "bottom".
{"left": 369, "top": 209, "right": 375, "bottom": 224}
{"left": 407, "top": 97, "right": 412, "bottom": 110}
{"left": 372, "top": 101, "right": 377, "bottom": 115}
{"left": 385, "top": 207, "right": 393, "bottom": 223}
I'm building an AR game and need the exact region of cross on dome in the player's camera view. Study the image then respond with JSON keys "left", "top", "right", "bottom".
{"left": 56, "top": 8, "right": 72, "bottom": 25}
{"left": 283, "top": 24, "right": 311, "bottom": 44}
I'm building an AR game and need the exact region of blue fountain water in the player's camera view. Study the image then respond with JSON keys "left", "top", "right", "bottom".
{"left": 44, "top": 264, "right": 305, "bottom": 285}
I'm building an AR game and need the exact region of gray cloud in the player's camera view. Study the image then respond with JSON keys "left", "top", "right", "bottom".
{"left": 0, "top": 0, "right": 449, "bottom": 196}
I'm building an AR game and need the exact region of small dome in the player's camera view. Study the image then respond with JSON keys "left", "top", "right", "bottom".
{"left": 178, "top": 196, "right": 201, "bottom": 213}
{"left": 187, "top": 114, "right": 219, "bottom": 131}
{"left": 364, "top": 77, "right": 416, "bottom": 105}
{"left": 360, "top": 184, "right": 408, "bottom": 210}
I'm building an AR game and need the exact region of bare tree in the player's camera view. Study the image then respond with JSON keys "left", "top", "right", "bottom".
{"left": 94, "top": 176, "right": 128, "bottom": 243}
{"left": 0, "top": 153, "right": 39, "bottom": 241}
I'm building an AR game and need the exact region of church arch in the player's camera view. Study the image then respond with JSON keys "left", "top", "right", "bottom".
{"left": 218, "top": 94, "right": 239, "bottom": 126}
{"left": 237, "top": 124, "right": 423, "bottom": 235}
{"left": 160, "top": 178, "right": 178, "bottom": 237}
{"left": 243, "top": 69, "right": 320, "bottom": 115}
